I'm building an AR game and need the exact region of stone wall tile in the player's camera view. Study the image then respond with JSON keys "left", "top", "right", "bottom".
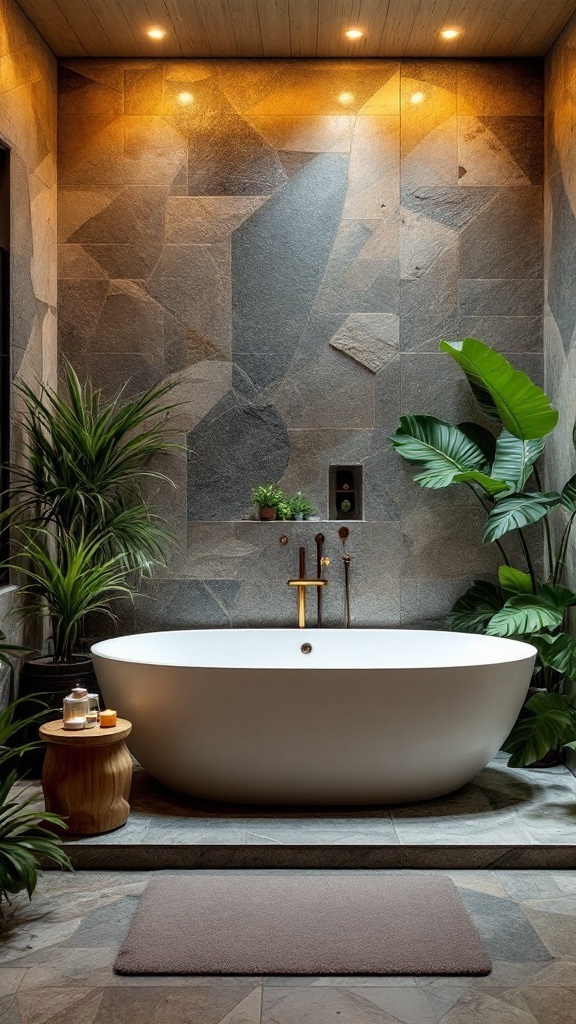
{"left": 328, "top": 313, "right": 399, "bottom": 372}
{"left": 82, "top": 352, "right": 163, "bottom": 399}
{"left": 248, "top": 115, "right": 355, "bottom": 152}
{"left": 459, "top": 278, "right": 544, "bottom": 316}
{"left": 459, "top": 187, "right": 543, "bottom": 279}
{"left": 58, "top": 65, "right": 123, "bottom": 118}
{"left": 68, "top": 186, "right": 168, "bottom": 245}
{"left": 458, "top": 60, "right": 543, "bottom": 116}
{"left": 58, "top": 115, "right": 124, "bottom": 186}
{"left": 273, "top": 343, "right": 375, "bottom": 430}
{"left": 343, "top": 115, "right": 400, "bottom": 219}
{"left": 57, "top": 186, "right": 122, "bottom": 242}
{"left": 245, "top": 64, "right": 398, "bottom": 118}
{"left": 458, "top": 115, "right": 538, "bottom": 186}
{"left": 401, "top": 114, "right": 458, "bottom": 189}
{"left": 402, "top": 502, "right": 499, "bottom": 578}
{"left": 123, "top": 65, "right": 163, "bottom": 115}
{"left": 123, "top": 116, "right": 187, "bottom": 186}
{"left": 187, "top": 396, "right": 290, "bottom": 521}
{"left": 400, "top": 352, "right": 479, "bottom": 422}
{"left": 400, "top": 243, "right": 459, "bottom": 352}
{"left": 459, "top": 315, "right": 543, "bottom": 353}
{"left": 401, "top": 577, "right": 485, "bottom": 628}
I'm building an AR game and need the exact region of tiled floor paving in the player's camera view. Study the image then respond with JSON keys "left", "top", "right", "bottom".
{"left": 2, "top": 869, "right": 576, "bottom": 1022}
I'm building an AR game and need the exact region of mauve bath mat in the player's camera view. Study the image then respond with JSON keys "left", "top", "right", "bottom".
{"left": 114, "top": 873, "right": 491, "bottom": 976}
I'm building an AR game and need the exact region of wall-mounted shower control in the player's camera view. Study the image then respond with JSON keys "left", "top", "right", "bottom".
{"left": 329, "top": 465, "right": 363, "bottom": 521}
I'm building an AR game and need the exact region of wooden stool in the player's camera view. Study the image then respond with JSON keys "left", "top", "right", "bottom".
{"left": 39, "top": 719, "right": 132, "bottom": 835}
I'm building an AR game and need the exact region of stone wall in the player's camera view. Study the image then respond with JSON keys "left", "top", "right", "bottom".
{"left": 0, "top": 0, "right": 57, "bottom": 697}
{"left": 0, "top": 0, "right": 57, "bottom": 389}
{"left": 544, "top": 18, "right": 576, "bottom": 583}
{"left": 58, "top": 58, "right": 544, "bottom": 630}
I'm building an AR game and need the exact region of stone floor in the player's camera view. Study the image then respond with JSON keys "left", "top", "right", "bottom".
{"left": 2, "top": 868, "right": 576, "bottom": 1022}
{"left": 18, "top": 752, "right": 576, "bottom": 869}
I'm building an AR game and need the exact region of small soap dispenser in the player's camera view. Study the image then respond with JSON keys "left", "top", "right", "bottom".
{"left": 62, "top": 686, "right": 90, "bottom": 730}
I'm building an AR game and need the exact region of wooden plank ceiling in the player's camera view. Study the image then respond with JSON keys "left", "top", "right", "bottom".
{"left": 16, "top": 0, "right": 576, "bottom": 58}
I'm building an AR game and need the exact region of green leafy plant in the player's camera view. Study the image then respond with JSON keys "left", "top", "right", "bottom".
{"left": 6, "top": 362, "right": 179, "bottom": 572}
{"left": 286, "top": 492, "right": 316, "bottom": 519}
{"left": 391, "top": 337, "right": 576, "bottom": 766}
{"left": 2, "top": 362, "right": 180, "bottom": 663}
{"left": 251, "top": 484, "right": 285, "bottom": 510}
{"left": 10, "top": 530, "right": 133, "bottom": 663}
{"left": 0, "top": 638, "right": 70, "bottom": 904}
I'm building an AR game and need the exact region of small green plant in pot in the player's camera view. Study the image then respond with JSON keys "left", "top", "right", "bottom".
{"left": 287, "top": 492, "right": 316, "bottom": 521}
{"left": 2, "top": 362, "right": 180, "bottom": 758}
{"left": 251, "top": 484, "right": 285, "bottom": 521}
{"left": 390, "top": 337, "right": 576, "bottom": 767}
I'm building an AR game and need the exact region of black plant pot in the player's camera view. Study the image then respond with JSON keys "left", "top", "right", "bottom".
{"left": 14, "top": 655, "right": 99, "bottom": 777}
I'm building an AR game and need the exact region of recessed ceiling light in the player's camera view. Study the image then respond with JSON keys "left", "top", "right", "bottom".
{"left": 177, "top": 91, "right": 194, "bottom": 105}
{"left": 345, "top": 28, "right": 363, "bottom": 40}
{"left": 440, "top": 27, "right": 460, "bottom": 39}
{"left": 411, "top": 91, "right": 425, "bottom": 104}
{"left": 147, "top": 27, "right": 166, "bottom": 40}
{"left": 338, "top": 92, "right": 354, "bottom": 107}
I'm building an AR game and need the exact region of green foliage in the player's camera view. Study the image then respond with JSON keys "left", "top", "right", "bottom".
{"left": 251, "top": 484, "right": 285, "bottom": 509}
{"left": 11, "top": 529, "right": 132, "bottom": 663}
{"left": 2, "top": 362, "right": 179, "bottom": 663}
{"left": 286, "top": 492, "right": 316, "bottom": 518}
{"left": 391, "top": 337, "right": 576, "bottom": 768}
{"left": 504, "top": 693, "right": 576, "bottom": 768}
{"left": 0, "top": 696, "right": 70, "bottom": 904}
{"left": 389, "top": 415, "right": 488, "bottom": 489}
{"left": 482, "top": 493, "right": 561, "bottom": 544}
{"left": 439, "top": 338, "right": 558, "bottom": 439}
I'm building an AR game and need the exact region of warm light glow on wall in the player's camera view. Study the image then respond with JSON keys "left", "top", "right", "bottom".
{"left": 337, "top": 92, "right": 354, "bottom": 107}
{"left": 411, "top": 91, "right": 425, "bottom": 104}
{"left": 344, "top": 28, "right": 363, "bottom": 40}
{"left": 177, "top": 91, "right": 194, "bottom": 105}
{"left": 147, "top": 27, "right": 166, "bottom": 40}
{"left": 440, "top": 27, "right": 460, "bottom": 39}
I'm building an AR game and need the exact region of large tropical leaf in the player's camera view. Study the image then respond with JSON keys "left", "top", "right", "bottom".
{"left": 561, "top": 473, "right": 576, "bottom": 512}
{"left": 447, "top": 581, "right": 504, "bottom": 633}
{"left": 452, "top": 470, "right": 510, "bottom": 496}
{"left": 503, "top": 692, "right": 576, "bottom": 767}
{"left": 486, "top": 595, "right": 564, "bottom": 636}
{"left": 457, "top": 422, "right": 497, "bottom": 464}
{"left": 498, "top": 565, "right": 533, "bottom": 594}
{"left": 491, "top": 430, "right": 545, "bottom": 491}
{"left": 439, "top": 338, "right": 559, "bottom": 439}
{"left": 539, "top": 582, "right": 576, "bottom": 610}
{"left": 389, "top": 415, "right": 487, "bottom": 488}
{"left": 531, "top": 633, "right": 576, "bottom": 681}
{"left": 482, "top": 492, "right": 561, "bottom": 543}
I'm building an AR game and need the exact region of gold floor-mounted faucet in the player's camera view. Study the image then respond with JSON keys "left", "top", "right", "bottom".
{"left": 287, "top": 545, "right": 329, "bottom": 628}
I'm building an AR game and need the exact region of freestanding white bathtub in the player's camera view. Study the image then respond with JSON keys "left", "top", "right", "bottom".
{"left": 91, "top": 628, "right": 536, "bottom": 805}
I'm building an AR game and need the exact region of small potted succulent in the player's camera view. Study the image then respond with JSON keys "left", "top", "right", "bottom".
{"left": 251, "top": 484, "right": 285, "bottom": 521}
{"left": 288, "top": 492, "right": 317, "bottom": 521}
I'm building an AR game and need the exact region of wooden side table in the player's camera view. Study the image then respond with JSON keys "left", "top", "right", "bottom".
{"left": 39, "top": 718, "right": 133, "bottom": 835}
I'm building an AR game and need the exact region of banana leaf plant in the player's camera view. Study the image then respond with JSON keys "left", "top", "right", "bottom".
{"left": 390, "top": 338, "right": 576, "bottom": 767}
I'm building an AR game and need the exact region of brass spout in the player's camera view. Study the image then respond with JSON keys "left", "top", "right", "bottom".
{"left": 287, "top": 579, "right": 327, "bottom": 628}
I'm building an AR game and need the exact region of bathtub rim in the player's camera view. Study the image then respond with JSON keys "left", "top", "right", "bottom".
{"left": 91, "top": 627, "right": 537, "bottom": 671}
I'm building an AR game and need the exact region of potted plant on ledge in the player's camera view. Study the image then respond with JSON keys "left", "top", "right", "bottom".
{"left": 390, "top": 337, "right": 576, "bottom": 767}
{"left": 3, "top": 361, "right": 180, "bottom": 724}
{"left": 251, "top": 484, "right": 285, "bottom": 521}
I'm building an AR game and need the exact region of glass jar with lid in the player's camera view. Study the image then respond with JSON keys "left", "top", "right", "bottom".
{"left": 62, "top": 686, "right": 89, "bottom": 730}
